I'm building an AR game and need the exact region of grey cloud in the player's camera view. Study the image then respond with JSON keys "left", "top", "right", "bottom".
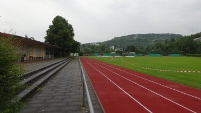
{"left": 0, "top": 0, "right": 201, "bottom": 43}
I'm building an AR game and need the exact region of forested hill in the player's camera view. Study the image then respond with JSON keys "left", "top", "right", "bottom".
{"left": 99, "top": 33, "right": 183, "bottom": 48}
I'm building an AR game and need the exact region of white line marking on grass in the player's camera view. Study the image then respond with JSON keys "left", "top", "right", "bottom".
{"left": 84, "top": 59, "right": 153, "bottom": 113}
{"left": 96, "top": 60, "right": 201, "bottom": 101}
{"left": 121, "top": 59, "right": 201, "bottom": 73}
{"left": 94, "top": 62, "right": 197, "bottom": 113}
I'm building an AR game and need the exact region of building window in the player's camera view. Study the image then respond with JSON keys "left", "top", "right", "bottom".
{"left": 20, "top": 46, "right": 24, "bottom": 53}
{"left": 37, "top": 47, "right": 41, "bottom": 55}
{"left": 30, "top": 46, "right": 33, "bottom": 55}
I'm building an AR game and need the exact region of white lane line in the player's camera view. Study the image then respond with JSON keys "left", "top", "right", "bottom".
{"left": 95, "top": 60, "right": 201, "bottom": 101}
{"left": 93, "top": 61, "right": 197, "bottom": 113}
{"left": 84, "top": 59, "right": 153, "bottom": 113}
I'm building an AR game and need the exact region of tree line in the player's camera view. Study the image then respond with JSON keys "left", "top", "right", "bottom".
{"left": 81, "top": 44, "right": 111, "bottom": 55}
{"left": 81, "top": 32, "right": 201, "bottom": 56}
{"left": 100, "top": 33, "right": 183, "bottom": 48}
{"left": 141, "top": 32, "right": 201, "bottom": 55}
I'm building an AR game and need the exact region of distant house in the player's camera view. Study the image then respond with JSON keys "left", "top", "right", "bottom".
{"left": 110, "top": 46, "right": 114, "bottom": 51}
{"left": 0, "top": 32, "right": 57, "bottom": 61}
{"left": 194, "top": 37, "right": 201, "bottom": 42}
{"left": 115, "top": 48, "right": 123, "bottom": 51}
{"left": 90, "top": 43, "right": 99, "bottom": 46}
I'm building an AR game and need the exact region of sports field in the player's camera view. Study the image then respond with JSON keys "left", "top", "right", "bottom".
{"left": 88, "top": 56, "right": 201, "bottom": 89}
{"left": 81, "top": 57, "right": 201, "bottom": 113}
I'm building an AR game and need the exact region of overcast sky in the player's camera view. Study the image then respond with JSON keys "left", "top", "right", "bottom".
{"left": 0, "top": 0, "right": 201, "bottom": 43}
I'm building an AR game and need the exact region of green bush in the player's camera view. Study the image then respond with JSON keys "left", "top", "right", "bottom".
{"left": 186, "top": 54, "right": 201, "bottom": 57}
{"left": 0, "top": 37, "right": 24, "bottom": 113}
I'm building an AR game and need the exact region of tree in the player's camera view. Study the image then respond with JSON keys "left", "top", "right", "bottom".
{"left": 94, "top": 45, "right": 101, "bottom": 53}
{"left": 0, "top": 37, "right": 24, "bottom": 113}
{"left": 71, "top": 40, "right": 80, "bottom": 53}
{"left": 197, "top": 42, "right": 201, "bottom": 54}
{"left": 100, "top": 45, "right": 106, "bottom": 53}
{"left": 85, "top": 47, "right": 92, "bottom": 54}
{"left": 116, "top": 50, "right": 123, "bottom": 56}
{"left": 44, "top": 15, "right": 77, "bottom": 56}
{"left": 105, "top": 48, "right": 111, "bottom": 53}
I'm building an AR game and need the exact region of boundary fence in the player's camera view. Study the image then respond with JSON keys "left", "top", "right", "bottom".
{"left": 79, "top": 58, "right": 94, "bottom": 113}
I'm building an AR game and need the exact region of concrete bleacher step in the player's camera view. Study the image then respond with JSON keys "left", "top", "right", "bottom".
{"left": 22, "top": 59, "right": 68, "bottom": 79}
{"left": 17, "top": 58, "right": 71, "bottom": 101}
{"left": 20, "top": 60, "right": 67, "bottom": 85}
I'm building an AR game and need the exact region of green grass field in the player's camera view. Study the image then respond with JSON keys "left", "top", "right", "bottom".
{"left": 87, "top": 56, "right": 201, "bottom": 89}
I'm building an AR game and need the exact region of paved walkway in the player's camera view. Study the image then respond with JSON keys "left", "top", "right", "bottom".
{"left": 20, "top": 58, "right": 103, "bottom": 113}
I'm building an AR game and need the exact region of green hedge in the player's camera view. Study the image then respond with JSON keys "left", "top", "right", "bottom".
{"left": 0, "top": 37, "right": 24, "bottom": 113}
{"left": 149, "top": 54, "right": 162, "bottom": 56}
{"left": 186, "top": 54, "right": 201, "bottom": 57}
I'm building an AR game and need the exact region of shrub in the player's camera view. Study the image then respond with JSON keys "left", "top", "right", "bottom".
{"left": 186, "top": 54, "right": 201, "bottom": 57}
{"left": 0, "top": 37, "right": 24, "bottom": 113}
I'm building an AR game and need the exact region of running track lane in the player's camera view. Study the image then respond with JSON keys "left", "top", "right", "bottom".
{"left": 81, "top": 58, "right": 201, "bottom": 113}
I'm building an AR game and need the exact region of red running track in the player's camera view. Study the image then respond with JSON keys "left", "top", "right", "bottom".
{"left": 80, "top": 57, "right": 201, "bottom": 113}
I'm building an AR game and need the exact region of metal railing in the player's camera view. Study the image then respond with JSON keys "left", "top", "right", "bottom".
{"left": 79, "top": 58, "right": 94, "bottom": 113}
